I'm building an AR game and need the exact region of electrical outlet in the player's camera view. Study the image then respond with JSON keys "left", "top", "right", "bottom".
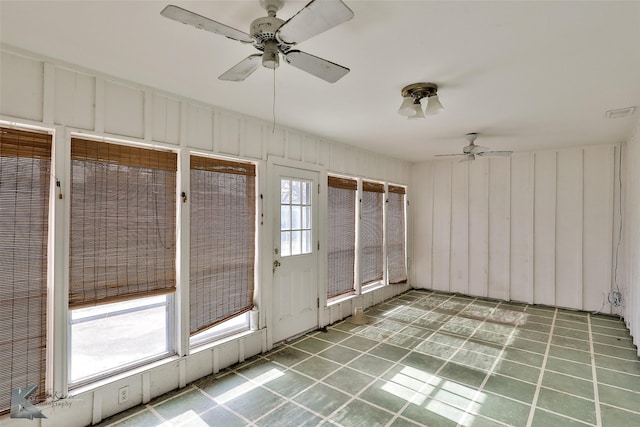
{"left": 118, "top": 386, "right": 129, "bottom": 404}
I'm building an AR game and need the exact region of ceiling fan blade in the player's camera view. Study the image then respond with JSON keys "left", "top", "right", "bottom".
{"left": 477, "top": 151, "right": 513, "bottom": 157}
{"left": 284, "top": 50, "right": 349, "bottom": 83}
{"left": 160, "top": 5, "right": 254, "bottom": 44}
{"left": 469, "top": 145, "right": 490, "bottom": 154}
{"left": 434, "top": 153, "right": 467, "bottom": 157}
{"left": 219, "top": 55, "right": 262, "bottom": 81}
{"left": 276, "top": 0, "right": 354, "bottom": 45}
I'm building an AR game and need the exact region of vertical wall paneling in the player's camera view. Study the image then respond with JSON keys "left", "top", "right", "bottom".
{"left": 42, "top": 63, "right": 55, "bottom": 124}
{"left": 302, "top": 135, "right": 318, "bottom": 164}
{"left": 94, "top": 77, "right": 105, "bottom": 133}
{"left": 488, "top": 157, "right": 510, "bottom": 300}
{"left": 217, "top": 111, "right": 241, "bottom": 156}
{"left": 555, "top": 149, "right": 584, "bottom": 309}
{"left": 143, "top": 89, "right": 152, "bottom": 140}
{"left": 54, "top": 67, "right": 95, "bottom": 130}
{"left": 431, "top": 161, "right": 452, "bottom": 291}
{"left": 243, "top": 121, "right": 264, "bottom": 160}
{"left": 468, "top": 160, "right": 489, "bottom": 297}
{"left": 186, "top": 104, "right": 213, "bottom": 150}
{"left": 330, "top": 144, "right": 345, "bottom": 173}
{"left": 286, "top": 131, "right": 302, "bottom": 161}
{"left": 533, "top": 151, "right": 557, "bottom": 306}
{"left": 266, "top": 127, "right": 285, "bottom": 157}
{"left": 0, "top": 52, "right": 44, "bottom": 121}
{"left": 151, "top": 94, "right": 181, "bottom": 145}
{"left": 621, "top": 123, "right": 640, "bottom": 353}
{"left": 409, "top": 163, "right": 433, "bottom": 288}
{"left": 510, "top": 153, "right": 534, "bottom": 303}
{"left": 583, "top": 146, "right": 615, "bottom": 311}
{"left": 103, "top": 80, "right": 144, "bottom": 138}
{"left": 450, "top": 161, "right": 469, "bottom": 294}
{"left": 317, "top": 140, "right": 330, "bottom": 167}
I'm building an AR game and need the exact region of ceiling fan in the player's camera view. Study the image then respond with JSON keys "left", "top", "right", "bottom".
{"left": 160, "top": 0, "right": 354, "bottom": 83}
{"left": 435, "top": 133, "right": 513, "bottom": 162}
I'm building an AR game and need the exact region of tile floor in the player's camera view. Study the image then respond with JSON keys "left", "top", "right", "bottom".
{"left": 97, "top": 290, "right": 640, "bottom": 427}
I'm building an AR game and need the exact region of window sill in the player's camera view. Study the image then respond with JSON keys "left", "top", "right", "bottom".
{"left": 190, "top": 328, "right": 258, "bottom": 354}
{"left": 362, "top": 281, "right": 386, "bottom": 294}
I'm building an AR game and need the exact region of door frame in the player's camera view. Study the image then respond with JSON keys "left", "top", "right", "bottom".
{"left": 264, "top": 157, "right": 327, "bottom": 349}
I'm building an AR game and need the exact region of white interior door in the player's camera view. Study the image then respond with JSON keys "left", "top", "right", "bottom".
{"left": 271, "top": 165, "right": 319, "bottom": 344}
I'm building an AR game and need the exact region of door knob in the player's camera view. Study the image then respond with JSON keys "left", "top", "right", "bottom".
{"left": 273, "top": 259, "right": 281, "bottom": 273}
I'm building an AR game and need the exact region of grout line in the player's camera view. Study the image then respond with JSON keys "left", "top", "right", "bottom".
{"left": 587, "top": 313, "right": 603, "bottom": 427}
{"left": 457, "top": 305, "right": 521, "bottom": 427}
{"left": 525, "top": 307, "right": 558, "bottom": 427}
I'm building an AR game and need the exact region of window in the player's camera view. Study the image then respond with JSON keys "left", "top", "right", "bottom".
{"left": 361, "top": 181, "right": 385, "bottom": 286}
{"left": 0, "top": 127, "right": 51, "bottom": 414}
{"left": 189, "top": 156, "right": 256, "bottom": 341}
{"left": 68, "top": 138, "right": 176, "bottom": 383}
{"left": 280, "top": 178, "right": 312, "bottom": 256}
{"left": 327, "top": 176, "right": 357, "bottom": 299}
{"left": 387, "top": 185, "right": 407, "bottom": 284}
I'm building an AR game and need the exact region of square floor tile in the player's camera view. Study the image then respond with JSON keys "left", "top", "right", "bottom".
{"left": 318, "top": 344, "right": 361, "bottom": 365}
{"left": 199, "top": 405, "right": 247, "bottom": 427}
{"left": 600, "top": 403, "right": 640, "bottom": 427}
{"left": 551, "top": 335, "right": 591, "bottom": 352}
{"left": 469, "top": 392, "right": 531, "bottom": 426}
{"left": 553, "top": 326, "right": 589, "bottom": 340}
{"left": 536, "top": 387, "right": 596, "bottom": 425}
{"left": 595, "top": 354, "right": 640, "bottom": 374}
{"left": 596, "top": 367, "right": 640, "bottom": 393}
{"left": 512, "top": 328, "right": 549, "bottom": 343}
{"left": 265, "top": 346, "right": 312, "bottom": 367}
{"left": 292, "top": 356, "right": 341, "bottom": 380}
{"left": 256, "top": 402, "right": 322, "bottom": 427}
{"left": 262, "top": 370, "right": 315, "bottom": 398}
{"left": 547, "top": 345, "right": 591, "bottom": 364}
{"left": 501, "top": 347, "right": 545, "bottom": 366}
{"left": 482, "top": 374, "right": 536, "bottom": 404}
{"left": 438, "top": 362, "right": 488, "bottom": 388}
{"left": 530, "top": 408, "right": 589, "bottom": 427}
{"left": 368, "top": 342, "right": 410, "bottom": 362}
{"left": 318, "top": 328, "right": 352, "bottom": 343}
{"left": 293, "top": 337, "right": 335, "bottom": 353}
{"left": 153, "top": 389, "right": 216, "bottom": 419}
{"left": 401, "top": 352, "right": 446, "bottom": 375}
{"left": 401, "top": 398, "right": 463, "bottom": 426}
{"left": 360, "top": 379, "right": 413, "bottom": 413}
{"left": 541, "top": 371, "right": 594, "bottom": 400}
{"left": 222, "top": 387, "right": 284, "bottom": 421}
{"left": 348, "top": 353, "right": 395, "bottom": 376}
{"left": 545, "top": 356, "right": 592, "bottom": 380}
{"left": 293, "top": 383, "right": 351, "bottom": 417}
{"left": 96, "top": 409, "right": 162, "bottom": 427}
{"left": 235, "top": 359, "right": 284, "bottom": 380}
{"left": 450, "top": 349, "right": 496, "bottom": 371}
{"left": 323, "top": 367, "right": 374, "bottom": 395}
{"left": 196, "top": 373, "right": 249, "bottom": 399}
{"left": 330, "top": 399, "right": 394, "bottom": 427}
{"left": 341, "top": 335, "right": 381, "bottom": 352}
{"left": 594, "top": 343, "right": 639, "bottom": 360}
{"left": 493, "top": 359, "right": 540, "bottom": 383}
{"left": 598, "top": 383, "right": 640, "bottom": 413}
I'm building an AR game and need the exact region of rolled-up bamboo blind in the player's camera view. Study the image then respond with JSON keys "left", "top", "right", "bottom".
{"left": 387, "top": 189, "right": 407, "bottom": 284}
{"left": 0, "top": 127, "right": 51, "bottom": 414}
{"left": 327, "top": 177, "right": 357, "bottom": 298}
{"left": 69, "top": 138, "right": 177, "bottom": 308}
{"left": 361, "top": 181, "right": 384, "bottom": 285}
{"left": 189, "top": 155, "right": 256, "bottom": 335}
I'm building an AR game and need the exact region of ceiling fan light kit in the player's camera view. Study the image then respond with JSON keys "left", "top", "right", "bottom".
{"left": 398, "top": 82, "right": 443, "bottom": 118}
{"left": 160, "top": 0, "right": 354, "bottom": 83}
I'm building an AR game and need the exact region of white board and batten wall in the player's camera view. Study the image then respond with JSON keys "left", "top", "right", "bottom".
{"left": 411, "top": 145, "right": 620, "bottom": 314}
{"left": 0, "top": 46, "right": 411, "bottom": 426}
{"left": 622, "top": 118, "right": 640, "bottom": 356}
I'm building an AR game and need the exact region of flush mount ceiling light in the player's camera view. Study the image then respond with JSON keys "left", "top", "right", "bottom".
{"left": 398, "top": 82, "right": 444, "bottom": 118}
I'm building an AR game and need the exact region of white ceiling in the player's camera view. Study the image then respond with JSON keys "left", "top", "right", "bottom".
{"left": 1, "top": 1, "right": 639, "bottom": 162}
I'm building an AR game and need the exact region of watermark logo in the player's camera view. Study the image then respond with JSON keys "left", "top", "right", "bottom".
{"left": 10, "top": 385, "right": 47, "bottom": 419}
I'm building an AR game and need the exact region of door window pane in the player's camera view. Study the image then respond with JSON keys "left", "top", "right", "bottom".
{"left": 280, "top": 178, "right": 312, "bottom": 257}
